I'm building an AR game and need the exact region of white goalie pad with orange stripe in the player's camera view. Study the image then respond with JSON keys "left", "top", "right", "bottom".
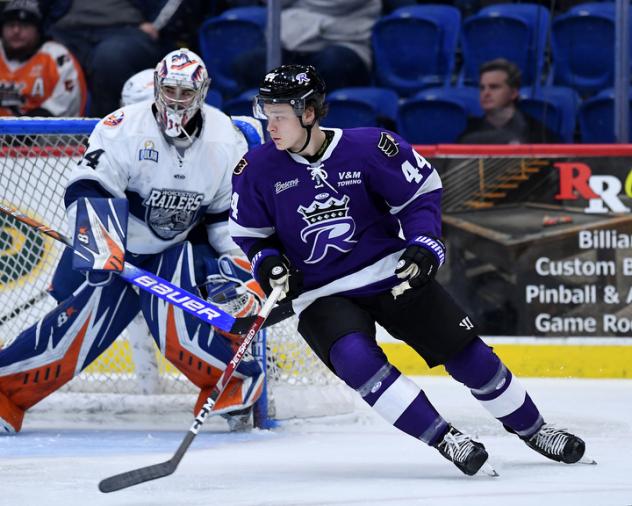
{"left": 71, "top": 197, "right": 128, "bottom": 272}
{"left": 0, "top": 278, "right": 139, "bottom": 432}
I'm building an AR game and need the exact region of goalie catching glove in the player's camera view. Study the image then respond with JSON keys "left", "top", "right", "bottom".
{"left": 392, "top": 235, "right": 445, "bottom": 297}
{"left": 71, "top": 198, "right": 128, "bottom": 287}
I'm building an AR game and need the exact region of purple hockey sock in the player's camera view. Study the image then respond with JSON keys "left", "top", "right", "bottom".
{"left": 329, "top": 332, "right": 448, "bottom": 445}
{"left": 444, "top": 337, "right": 543, "bottom": 437}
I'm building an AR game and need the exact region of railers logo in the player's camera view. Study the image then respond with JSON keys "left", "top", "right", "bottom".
{"left": 143, "top": 189, "right": 204, "bottom": 239}
{"left": 554, "top": 162, "right": 632, "bottom": 213}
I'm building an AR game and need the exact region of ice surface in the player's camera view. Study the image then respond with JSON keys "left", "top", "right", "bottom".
{"left": 1, "top": 377, "right": 630, "bottom": 506}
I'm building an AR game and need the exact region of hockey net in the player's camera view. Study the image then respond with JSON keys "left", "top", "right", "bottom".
{"left": 0, "top": 118, "right": 355, "bottom": 428}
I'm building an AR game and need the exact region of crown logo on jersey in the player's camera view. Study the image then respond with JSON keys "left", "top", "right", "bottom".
{"left": 298, "top": 195, "right": 350, "bottom": 225}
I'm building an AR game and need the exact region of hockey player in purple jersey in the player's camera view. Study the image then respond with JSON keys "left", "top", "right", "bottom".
{"left": 229, "top": 64, "right": 589, "bottom": 476}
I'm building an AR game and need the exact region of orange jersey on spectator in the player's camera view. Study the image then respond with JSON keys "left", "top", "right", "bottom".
{"left": 0, "top": 40, "right": 87, "bottom": 116}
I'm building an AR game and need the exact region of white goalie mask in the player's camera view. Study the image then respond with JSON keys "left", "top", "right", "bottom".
{"left": 154, "top": 48, "right": 210, "bottom": 139}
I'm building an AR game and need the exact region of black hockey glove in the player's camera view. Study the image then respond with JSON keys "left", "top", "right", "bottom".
{"left": 256, "top": 255, "right": 302, "bottom": 300}
{"left": 393, "top": 237, "right": 445, "bottom": 297}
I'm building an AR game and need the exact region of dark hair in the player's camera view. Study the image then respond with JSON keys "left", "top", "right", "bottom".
{"left": 306, "top": 96, "right": 328, "bottom": 121}
{"left": 479, "top": 58, "right": 522, "bottom": 90}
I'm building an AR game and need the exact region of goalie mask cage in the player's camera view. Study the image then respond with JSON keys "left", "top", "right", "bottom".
{"left": 0, "top": 118, "right": 355, "bottom": 429}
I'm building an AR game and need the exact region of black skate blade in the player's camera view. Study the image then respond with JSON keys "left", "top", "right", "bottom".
{"left": 478, "top": 461, "right": 499, "bottom": 477}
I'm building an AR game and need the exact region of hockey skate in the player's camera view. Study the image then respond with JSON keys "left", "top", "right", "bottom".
{"left": 523, "top": 423, "right": 591, "bottom": 464}
{"left": 434, "top": 425, "right": 498, "bottom": 476}
{"left": 222, "top": 406, "right": 253, "bottom": 432}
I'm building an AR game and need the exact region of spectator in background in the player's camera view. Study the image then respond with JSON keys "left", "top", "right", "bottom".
{"left": 458, "top": 58, "right": 559, "bottom": 144}
{"left": 40, "top": 0, "right": 186, "bottom": 117}
{"left": 232, "top": 0, "right": 381, "bottom": 94}
{"left": 0, "top": 0, "right": 86, "bottom": 117}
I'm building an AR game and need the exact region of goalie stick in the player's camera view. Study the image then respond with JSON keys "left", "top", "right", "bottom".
{"left": 0, "top": 203, "right": 267, "bottom": 335}
{"left": 98, "top": 284, "right": 285, "bottom": 493}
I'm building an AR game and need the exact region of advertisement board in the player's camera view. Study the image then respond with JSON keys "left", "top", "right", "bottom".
{"left": 427, "top": 145, "right": 632, "bottom": 337}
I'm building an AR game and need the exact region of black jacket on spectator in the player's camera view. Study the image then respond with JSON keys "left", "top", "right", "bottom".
{"left": 458, "top": 109, "right": 560, "bottom": 144}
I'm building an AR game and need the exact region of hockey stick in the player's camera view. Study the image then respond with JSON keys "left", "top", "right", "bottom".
{"left": 98, "top": 285, "right": 285, "bottom": 493}
{"left": 0, "top": 203, "right": 246, "bottom": 335}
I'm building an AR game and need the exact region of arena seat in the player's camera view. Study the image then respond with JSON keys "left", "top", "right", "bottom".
{"left": 416, "top": 86, "right": 483, "bottom": 117}
{"left": 461, "top": 4, "right": 549, "bottom": 87}
{"left": 397, "top": 94, "right": 469, "bottom": 143}
{"left": 578, "top": 87, "right": 632, "bottom": 143}
{"left": 322, "top": 87, "right": 399, "bottom": 129}
{"left": 198, "top": 16, "right": 265, "bottom": 97}
{"left": 372, "top": 5, "right": 461, "bottom": 96}
{"left": 219, "top": 6, "right": 267, "bottom": 27}
{"left": 518, "top": 86, "right": 581, "bottom": 142}
{"left": 551, "top": 3, "right": 616, "bottom": 96}
{"left": 222, "top": 88, "right": 258, "bottom": 117}
{"left": 204, "top": 89, "right": 224, "bottom": 109}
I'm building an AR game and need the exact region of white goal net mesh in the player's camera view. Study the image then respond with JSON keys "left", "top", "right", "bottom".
{"left": 0, "top": 119, "right": 354, "bottom": 425}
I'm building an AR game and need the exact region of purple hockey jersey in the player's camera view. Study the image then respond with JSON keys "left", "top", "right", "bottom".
{"left": 229, "top": 127, "right": 443, "bottom": 314}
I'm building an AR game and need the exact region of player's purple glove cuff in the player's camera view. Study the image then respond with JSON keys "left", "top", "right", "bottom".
{"left": 408, "top": 235, "right": 446, "bottom": 268}
{"left": 250, "top": 248, "right": 283, "bottom": 285}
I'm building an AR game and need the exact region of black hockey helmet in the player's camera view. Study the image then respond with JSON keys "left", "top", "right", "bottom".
{"left": 253, "top": 64, "right": 326, "bottom": 120}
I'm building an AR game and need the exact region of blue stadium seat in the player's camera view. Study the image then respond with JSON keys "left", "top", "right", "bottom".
{"left": 518, "top": 86, "right": 580, "bottom": 142}
{"left": 551, "top": 3, "right": 617, "bottom": 96}
{"left": 415, "top": 86, "right": 483, "bottom": 117}
{"left": 219, "top": 6, "right": 267, "bottom": 27}
{"left": 198, "top": 16, "right": 265, "bottom": 96}
{"left": 578, "top": 87, "right": 632, "bottom": 143}
{"left": 322, "top": 87, "right": 399, "bottom": 128}
{"left": 372, "top": 5, "right": 461, "bottom": 96}
{"left": 222, "top": 88, "right": 258, "bottom": 117}
{"left": 204, "top": 89, "right": 223, "bottom": 109}
{"left": 397, "top": 95, "right": 469, "bottom": 144}
{"left": 461, "top": 4, "right": 550, "bottom": 87}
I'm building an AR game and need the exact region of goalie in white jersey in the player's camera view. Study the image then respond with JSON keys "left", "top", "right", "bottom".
{"left": 0, "top": 48, "right": 266, "bottom": 434}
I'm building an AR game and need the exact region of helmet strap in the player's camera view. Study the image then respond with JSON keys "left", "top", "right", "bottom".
{"left": 288, "top": 116, "right": 314, "bottom": 154}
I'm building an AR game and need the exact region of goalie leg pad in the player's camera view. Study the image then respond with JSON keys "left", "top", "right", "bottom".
{"left": 48, "top": 247, "right": 91, "bottom": 302}
{"left": 139, "top": 242, "right": 264, "bottom": 415}
{"left": 330, "top": 332, "right": 448, "bottom": 445}
{"left": 0, "top": 276, "right": 139, "bottom": 433}
{"left": 0, "top": 389, "right": 22, "bottom": 433}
